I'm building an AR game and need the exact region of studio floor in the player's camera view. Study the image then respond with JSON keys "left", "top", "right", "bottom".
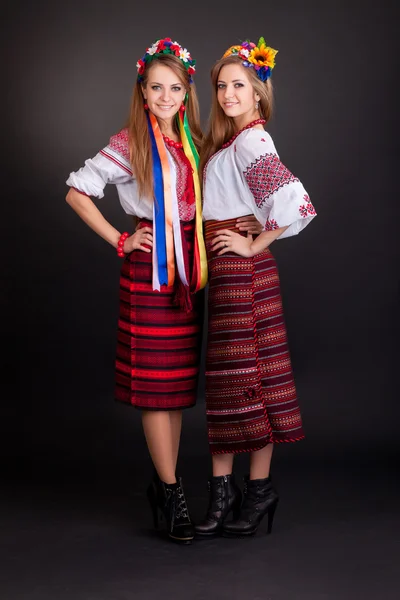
{"left": 1, "top": 403, "right": 399, "bottom": 600}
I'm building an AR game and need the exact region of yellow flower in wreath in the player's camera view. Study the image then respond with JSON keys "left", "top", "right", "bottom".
{"left": 248, "top": 43, "right": 278, "bottom": 69}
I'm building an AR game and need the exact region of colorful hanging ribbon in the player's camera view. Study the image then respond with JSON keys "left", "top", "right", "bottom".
{"left": 147, "top": 109, "right": 207, "bottom": 293}
{"left": 177, "top": 108, "right": 208, "bottom": 292}
{"left": 147, "top": 112, "right": 175, "bottom": 288}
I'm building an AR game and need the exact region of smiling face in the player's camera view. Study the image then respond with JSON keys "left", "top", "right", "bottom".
{"left": 217, "top": 62, "right": 260, "bottom": 126}
{"left": 142, "top": 63, "right": 186, "bottom": 126}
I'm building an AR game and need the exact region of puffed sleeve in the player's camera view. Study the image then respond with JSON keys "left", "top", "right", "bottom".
{"left": 66, "top": 129, "right": 133, "bottom": 198}
{"left": 235, "top": 129, "right": 316, "bottom": 238}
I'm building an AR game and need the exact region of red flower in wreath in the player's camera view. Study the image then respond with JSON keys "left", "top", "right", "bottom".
{"left": 170, "top": 43, "right": 181, "bottom": 55}
{"left": 188, "top": 65, "right": 196, "bottom": 75}
{"left": 136, "top": 59, "right": 145, "bottom": 75}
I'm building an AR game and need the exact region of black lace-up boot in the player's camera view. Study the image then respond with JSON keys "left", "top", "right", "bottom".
{"left": 195, "top": 474, "right": 242, "bottom": 538}
{"left": 222, "top": 475, "right": 279, "bottom": 537}
{"left": 147, "top": 474, "right": 194, "bottom": 544}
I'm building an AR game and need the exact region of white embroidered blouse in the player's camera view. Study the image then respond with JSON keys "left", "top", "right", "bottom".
{"left": 202, "top": 128, "right": 316, "bottom": 238}
{"left": 66, "top": 129, "right": 196, "bottom": 222}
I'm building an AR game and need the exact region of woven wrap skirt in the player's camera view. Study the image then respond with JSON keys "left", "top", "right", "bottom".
{"left": 115, "top": 219, "right": 202, "bottom": 410}
{"left": 204, "top": 217, "right": 305, "bottom": 454}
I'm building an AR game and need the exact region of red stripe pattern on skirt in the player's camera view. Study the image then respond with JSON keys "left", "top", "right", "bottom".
{"left": 115, "top": 220, "right": 201, "bottom": 410}
{"left": 204, "top": 217, "right": 304, "bottom": 454}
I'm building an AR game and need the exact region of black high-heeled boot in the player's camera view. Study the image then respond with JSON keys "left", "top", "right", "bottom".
{"left": 195, "top": 474, "right": 242, "bottom": 538}
{"left": 222, "top": 475, "right": 279, "bottom": 537}
{"left": 147, "top": 474, "right": 194, "bottom": 544}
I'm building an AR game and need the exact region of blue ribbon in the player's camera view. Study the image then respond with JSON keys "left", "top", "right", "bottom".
{"left": 146, "top": 114, "right": 168, "bottom": 286}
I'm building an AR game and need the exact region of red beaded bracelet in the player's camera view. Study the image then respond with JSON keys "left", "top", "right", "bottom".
{"left": 117, "top": 232, "right": 129, "bottom": 257}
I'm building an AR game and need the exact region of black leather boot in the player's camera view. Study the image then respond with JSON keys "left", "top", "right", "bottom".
{"left": 147, "top": 474, "right": 194, "bottom": 544}
{"left": 195, "top": 474, "right": 242, "bottom": 538}
{"left": 222, "top": 476, "right": 279, "bottom": 537}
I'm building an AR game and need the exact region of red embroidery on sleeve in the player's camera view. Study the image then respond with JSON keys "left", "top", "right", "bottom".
{"left": 265, "top": 218, "right": 279, "bottom": 230}
{"left": 100, "top": 128, "right": 132, "bottom": 174}
{"left": 244, "top": 153, "right": 299, "bottom": 208}
{"left": 107, "top": 129, "right": 130, "bottom": 161}
{"left": 299, "top": 194, "right": 316, "bottom": 218}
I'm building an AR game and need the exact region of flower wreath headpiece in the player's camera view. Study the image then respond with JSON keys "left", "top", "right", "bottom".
{"left": 222, "top": 37, "right": 278, "bottom": 82}
{"left": 136, "top": 37, "right": 196, "bottom": 83}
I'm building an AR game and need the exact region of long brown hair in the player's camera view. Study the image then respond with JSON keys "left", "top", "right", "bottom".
{"left": 127, "top": 54, "right": 203, "bottom": 200}
{"left": 200, "top": 55, "right": 274, "bottom": 173}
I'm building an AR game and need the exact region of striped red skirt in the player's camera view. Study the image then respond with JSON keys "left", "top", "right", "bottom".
{"left": 204, "top": 218, "right": 304, "bottom": 454}
{"left": 115, "top": 220, "right": 202, "bottom": 410}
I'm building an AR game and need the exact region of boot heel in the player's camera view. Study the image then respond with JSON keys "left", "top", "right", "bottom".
{"left": 222, "top": 476, "right": 279, "bottom": 537}
{"left": 267, "top": 500, "right": 278, "bottom": 534}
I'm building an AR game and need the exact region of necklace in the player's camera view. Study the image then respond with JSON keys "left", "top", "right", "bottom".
{"left": 222, "top": 118, "right": 266, "bottom": 148}
{"left": 162, "top": 134, "right": 183, "bottom": 149}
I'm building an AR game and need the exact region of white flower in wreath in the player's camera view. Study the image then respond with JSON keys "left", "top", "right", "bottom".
{"left": 239, "top": 48, "right": 250, "bottom": 59}
{"left": 147, "top": 42, "right": 159, "bottom": 56}
{"left": 136, "top": 61, "right": 141, "bottom": 69}
{"left": 179, "top": 48, "right": 191, "bottom": 62}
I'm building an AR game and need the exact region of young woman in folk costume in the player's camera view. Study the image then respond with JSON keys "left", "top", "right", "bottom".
{"left": 65, "top": 38, "right": 210, "bottom": 545}
{"left": 195, "top": 38, "right": 317, "bottom": 538}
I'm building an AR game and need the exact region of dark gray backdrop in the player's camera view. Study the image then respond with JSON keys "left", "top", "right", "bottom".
{"left": 2, "top": 0, "right": 399, "bottom": 476}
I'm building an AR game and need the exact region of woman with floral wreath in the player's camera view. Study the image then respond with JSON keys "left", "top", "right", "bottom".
{"left": 195, "top": 37, "right": 317, "bottom": 538}
{"left": 65, "top": 37, "right": 208, "bottom": 545}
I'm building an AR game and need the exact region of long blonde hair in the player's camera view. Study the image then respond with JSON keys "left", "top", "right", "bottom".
{"left": 200, "top": 55, "right": 274, "bottom": 172}
{"left": 127, "top": 54, "right": 203, "bottom": 200}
